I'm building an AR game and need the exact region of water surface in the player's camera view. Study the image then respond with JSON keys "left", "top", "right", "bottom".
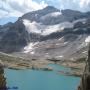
{"left": 4, "top": 64, "right": 80, "bottom": 90}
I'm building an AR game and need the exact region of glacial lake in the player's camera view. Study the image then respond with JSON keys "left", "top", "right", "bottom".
{"left": 4, "top": 64, "right": 80, "bottom": 90}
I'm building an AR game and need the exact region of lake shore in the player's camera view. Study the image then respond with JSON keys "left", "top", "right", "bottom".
{"left": 0, "top": 52, "right": 85, "bottom": 77}
{"left": 2, "top": 58, "right": 85, "bottom": 77}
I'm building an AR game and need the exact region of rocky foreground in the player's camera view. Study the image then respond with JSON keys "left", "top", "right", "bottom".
{"left": 0, "top": 52, "right": 53, "bottom": 70}
{"left": 77, "top": 46, "right": 90, "bottom": 90}
{"left": 0, "top": 60, "right": 7, "bottom": 90}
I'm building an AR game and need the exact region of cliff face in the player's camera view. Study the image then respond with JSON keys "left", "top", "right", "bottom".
{"left": 78, "top": 46, "right": 90, "bottom": 90}
{"left": 0, "top": 61, "right": 7, "bottom": 90}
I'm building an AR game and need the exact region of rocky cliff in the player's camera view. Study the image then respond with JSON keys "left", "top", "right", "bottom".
{"left": 0, "top": 61, "right": 7, "bottom": 90}
{"left": 78, "top": 45, "right": 90, "bottom": 90}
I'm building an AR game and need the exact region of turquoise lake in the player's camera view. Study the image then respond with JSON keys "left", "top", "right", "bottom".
{"left": 4, "top": 64, "right": 80, "bottom": 90}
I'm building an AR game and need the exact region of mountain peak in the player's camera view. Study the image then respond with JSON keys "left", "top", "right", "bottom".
{"left": 43, "top": 6, "right": 60, "bottom": 12}
{"left": 44, "top": 6, "right": 57, "bottom": 9}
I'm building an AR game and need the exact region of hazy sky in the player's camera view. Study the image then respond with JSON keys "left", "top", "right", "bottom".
{"left": 0, "top": 0, "right": 90, "bottom": 19}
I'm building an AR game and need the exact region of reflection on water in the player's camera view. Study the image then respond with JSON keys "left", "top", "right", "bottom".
{"left": 0, "top": 66, "right": 7, "bottom": 90}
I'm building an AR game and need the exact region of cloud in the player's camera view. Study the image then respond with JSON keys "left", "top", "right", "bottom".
{"left": 42, "top": 0, "right": 90, "bottom": 12}
{"left": 0, "top": 10, "right": 8, "bottom": 18}
{"left": 77, "top": 0, "right": 90, "bottom": 8}
{"left": 0, "top": 0, "right": 48, "bottom": 18}
{"left": 57, "top": 0, "right": 90, "bottom": 11}
{"left": 0, "top": 0, "right": 90, "bottom": 19}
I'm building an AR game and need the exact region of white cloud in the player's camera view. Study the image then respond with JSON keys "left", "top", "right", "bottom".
{"left": 0, "top": 0, "right": 90, "bottom": 19}
{"left": 0, "top": 0, "right": 48, "bottom": 18}
{"left": 77, "top": 0, "right": 90, "bottom": 8}
{"left": 75, "top": 0, "right": 90, "bottom": 11}
{"left": 0, "top": 10, "right": 7, "bottom": 18}
{"left": 57, "top": 0, "right": 90, "bottom": 11}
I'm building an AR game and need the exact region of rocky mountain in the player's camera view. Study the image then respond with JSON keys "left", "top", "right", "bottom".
{"left": 0, "top": 6, "right": 90, "bottom": 60}
{"left": 0, "top": 21, "right": 30, "bottom": 53}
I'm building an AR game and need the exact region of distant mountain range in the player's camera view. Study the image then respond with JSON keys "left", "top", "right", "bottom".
{"left": 0, "top": 6, "right": 90, "bottom": 60}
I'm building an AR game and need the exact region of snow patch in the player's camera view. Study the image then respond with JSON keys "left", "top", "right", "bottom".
{"left": 59, "top": 37, "right": 64, "bottom": 41}
{"left": 40, "top": 11, "right": 62, "bottom": 20}
{"left": 64, "top": 42, "right": 68, "bottom": 45}
{"left": 24, "top": 43, "right": 34, "bottom": 51}
{"left": 50, "top": 12, "right": 62, "bottom": 17}
{"left": 42, "top": 24, "right": 62, "bottom": 35}
{"left": 56, "top": 56, "right": 63, "bottom": 58}
{"left": 42, "top": 22, "right": 73, "bottom": 35}
{"left": 73, "top": 18, "right": 86, "bottom": 24}
{"left": 23, "top": 19, "right": 42, "bottom": 34}
{"left": 56, "top": 43, "right": 60, "bottom": 45}
{"left": 82, "top": 51, "right": 87, "bottom": 54}
{"left": 30, "top": 51, "right": 35, "bottom": 54}
{"left": 23, "top": 20, "right": 73, "bottom": 36}
{"left": 45, "top": 53, "right": 49, "bottom": 55}
{"left": 85, "top": 36, "right": 90, "bottom": 43}
{"left": 24, "top": 42, "right": 39, "bottom": 53}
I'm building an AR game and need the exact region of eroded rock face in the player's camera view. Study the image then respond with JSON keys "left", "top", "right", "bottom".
{"left": 78, "top": 46, "right": 90, "bottom": 90}
{"left": 0, "top": 21, "right": 30, "bottom": 53}
{"left": 0, "top": 61, "right": 7, "bottom": 90}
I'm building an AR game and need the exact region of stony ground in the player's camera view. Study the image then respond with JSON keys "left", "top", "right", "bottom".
{"left": 0, "top": 52, "right": 86, "bottom": 77}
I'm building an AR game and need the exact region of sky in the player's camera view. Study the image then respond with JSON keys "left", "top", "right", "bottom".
{"left": 0, "top": 0, "right": 90, "bottom": 25}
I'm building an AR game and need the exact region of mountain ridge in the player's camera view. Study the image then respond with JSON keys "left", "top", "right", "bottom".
{"left": 0, "top": 6, "right": 90, "bottom": 60}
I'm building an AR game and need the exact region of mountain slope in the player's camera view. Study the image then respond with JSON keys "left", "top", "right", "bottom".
{"left": 0, "top": 6, "right": 90, "bottom": 60}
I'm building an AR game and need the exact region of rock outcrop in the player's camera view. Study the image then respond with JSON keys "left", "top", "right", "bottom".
{"left": 78, "top": 45, "right": 90, "bottom": 90}
{"left": 0, "top": 60, "right": 7, "bottom": 90}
